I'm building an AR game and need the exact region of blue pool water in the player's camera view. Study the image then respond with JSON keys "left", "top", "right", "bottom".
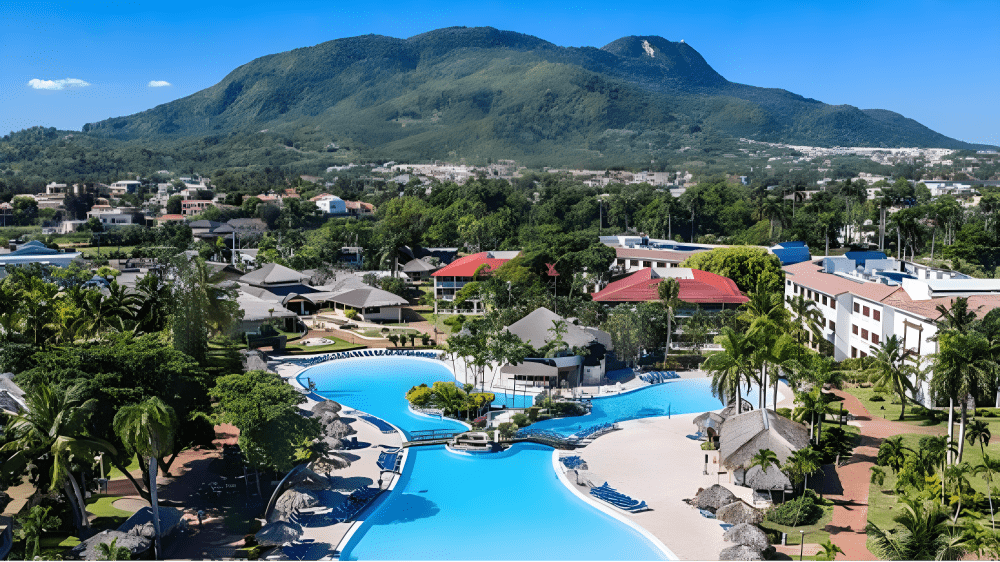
{"left": 530, "top": 378, "right": 761, "bottom": 437}
{"left": 299, "top": 357, "right": 468, "bottom": 439}
{"left": 338, "top": 443, "right": 668, "bottom": 561}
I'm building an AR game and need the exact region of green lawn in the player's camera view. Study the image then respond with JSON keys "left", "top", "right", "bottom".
{"left": 843, "top": 386, "right": 942, "bottom": 427}
{"left": 86, "top": 495, "right": 134, "bottom": 529}
{"left": 77, "top": 245, "right": 138, "bottom": 258}
{"left": 284, "top": 337, "right": 362, "bottom": 354}
{"left": 760, "top": 502, "right": 836, "bottom": 546}
{"left": 106, "top": 456, "right": 140, "bottom": 480}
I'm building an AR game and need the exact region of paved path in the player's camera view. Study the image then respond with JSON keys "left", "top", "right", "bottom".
{"left": 823, "top": 390, "right": 945, "bottom": 560}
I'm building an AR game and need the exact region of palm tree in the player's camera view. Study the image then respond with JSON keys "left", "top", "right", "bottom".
{"left": 935, "top": 330, "right": 994, "bottom": 462}
{"left": 749, "top": 448, "right": 780, "bottom": 474}
{"left": 967, "top": 420, "right": 991, "bottom": 457}
{"left": 97, "top": 537, "right": 133, "bottom": 560}
{"left": 935, "top": 297, "right": 979, "bottom": 335}
{"left": 740, "top": 280, "right": 791, "bottom": 409}
{"left": 865, "top": 335, "right": 916, "bottom": 421}
{"left": 944, "top": 462, "right": 973, "bottom": 523}
{"left": 816, "top": 539, "right": 844, "bottom": 561}
{"left": 113, "top": 396, "right": 179, "bottom": 559}
{"left": 975, "top": 454, "right": 1000, "bottom": 529}
{"left": 786, "top": 294, "right": 823, "bottom": 349}
{"left": 867, "top": 495, "right": 953, "bottom": 560}
{"left": 877, "top": 436, "right": 910, "bottom": 475}
{"left": 795, "top": 388, "right": 829, "bottom": 444}
{"left": 18, "top": 276, "right": 61, "bottom": 347}
{"left": 0, "top": 383, "right": 117, "bottom": 532}
{"left": 784, "top": 446, "right": 822, "bottom": 492}
{"left": 766, "top": 333, "right": 802, "bottom": 412}
{"left": 658, "top": 277, "right": 681, "bottom": 356}
{"left": 703, "top": 327, "right": 756, "bottom": 414}
{"left": 923, "top": 435, "right": 957, "bottom": 507}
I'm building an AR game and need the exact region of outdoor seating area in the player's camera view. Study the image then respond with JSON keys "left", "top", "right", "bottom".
{"left": 572, "top": 422, "right": 617, "bottom": 441}
{"left": 638, "top": 371, "right": 679, "bottom": 384}
{"left": 376, "top": 449, "right": 403, "bottom": 473}
{"left": 560, "top": 455, "right": 587, "bottom": 469}
{"left": 285, "top": 349, "right": 441, "bottom": 367}
{"left": 358, "top": 413, "right": 398, "bottom": 434}
{"left": 589, "top": 482, "right": 649, "bottom": 513}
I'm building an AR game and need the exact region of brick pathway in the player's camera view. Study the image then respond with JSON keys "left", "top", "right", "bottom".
{"left": 823, "top": 390, "right": 945, "bottom": 560}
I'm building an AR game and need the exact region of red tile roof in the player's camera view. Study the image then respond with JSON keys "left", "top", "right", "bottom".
{"left": 432, "top": 252, "right": 515, "bottom": 278}
{"left": 156, "top": 214, "right": 185, "bottom": 221}
{"left": 880, "top": 288, "right": 1000, "bottom": 321}
{"left": 591, "top": 268, "right": 749, "bottom": 304}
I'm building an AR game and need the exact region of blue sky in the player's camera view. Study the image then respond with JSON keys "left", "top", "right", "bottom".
{"left": 3, "top": 0, "right": 998, "bottom": 146}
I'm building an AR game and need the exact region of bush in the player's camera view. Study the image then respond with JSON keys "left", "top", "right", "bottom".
{"left": 775, "top": 407, "right": 793, "bottom": 420}
{"left": 765, "top": 491, "right": 823, "bottom": 526}
{"left": 674, "top": 355, "right": 706, "bottom": 370}
{"left": 498, "top": 422, "right": 517, "bottom": 439}
{"left": 511, "top": 413, "right": 529, "bottom": 427}
{"left": 870, "top": 395, "right": 885, "bottom": 402}
{"left": 527, "top": 407, "right": 540, "bottom": 422}
{"left": 344, "top": 309, "right": 358, "bottom": 320}
{"left": 700, "top": 441, "right": 717, "bottom": 450}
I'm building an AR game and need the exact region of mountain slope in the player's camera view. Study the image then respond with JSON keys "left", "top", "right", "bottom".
{"left": 82, "top": 26, "right": 986, "bottom": 165}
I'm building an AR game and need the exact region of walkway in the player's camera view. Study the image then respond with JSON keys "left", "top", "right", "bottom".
{"left": 824, "top": 389, "right": 945, "bottom": 560}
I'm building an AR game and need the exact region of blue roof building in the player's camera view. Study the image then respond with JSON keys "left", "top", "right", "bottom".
{"left": 0, "top": 240, "right": 82, "bottom": 268}
{"left": 771, "top": 242, "right": 811, "bottom": 266}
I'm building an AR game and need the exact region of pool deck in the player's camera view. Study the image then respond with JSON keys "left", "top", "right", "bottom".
{"left": 574, "top": 381, "right": 796, "bottom": 561}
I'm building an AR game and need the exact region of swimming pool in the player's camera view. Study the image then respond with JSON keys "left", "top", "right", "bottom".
{"left": 338, "top": 442, "right": 668, "bottom": 561}
{"left": 299, "top": 357, "right": 469, "bottom": 439}
{"left": 529, "top": 378, "right": 763, "bottom": 437}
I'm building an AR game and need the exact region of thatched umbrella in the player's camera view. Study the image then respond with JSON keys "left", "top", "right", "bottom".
{"left": 723, "top": 523, "right": 769, "bottom": 550}
{"left": 270, "top": 488, "right": 322, "bottom": 522}
{"left": 310, "top": 454, "right": 351, "bottom": 475}
{"left": 716, "top": 500, "right": 764, "bottom": 525}
{"left": 256, "top": 520, "right": 303, "bottom": 546}
{"left": 287, "top": 467, "right": 331, "bottom": 490}
{"left": 324, "top": 419, "right": 355, "bottom": 439}
{"left": 719, "top": 544, "right": 764, "bottom": 561}
{"left": 745, "top": 465, "right": 792, "bottom": 494}
{"left": 695, "top": 484, "right": 738, "bottom": 513}
{"left": 312, "top": 400, "right": 342, "bottom": 415}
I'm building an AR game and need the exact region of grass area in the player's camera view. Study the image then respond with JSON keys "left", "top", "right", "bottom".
{"left": 106, "top": 456, "right": 140, "bottom": 480}
{"left": 51, "top": 234, "right": 91, "bottom": 245}
{"left": 360, "top": 328, "right": 419, "bottom": 338}
{"left": 284, "top": 337, "right": 362, "bottom": 354}
{"left": 40, "top": 534, "right": 80, "bottom": 548}
{"left": 76, "top": 245, "right": 138, "bottom": 258}
{"left": 86, "top": 495, "right": 133, "bottom": 529}
{"left": 866, "top": 432, "right": 1000, "bottom": 554}
{"left": 843, "top": 386, "right": 942, "bottom": 427}
{"left": 760, "top": 502, "right": 836, "bottom": 546}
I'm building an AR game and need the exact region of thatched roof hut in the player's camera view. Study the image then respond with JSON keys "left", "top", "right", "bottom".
{"left": 286, "top": 467, "right": 330, "bottom": 490}
{"left": 119, "top": 506, "right": 184, "bottom": 539}
{"left": 744, "top": 464, "right": 793, "bottom": 491}
{"left": 694, "top": 484, "right": 738, "bottom": 513}
{"left": 720, "top": 398, "right": 754, "bottom": 419}
{"left": 723, "top": 523, "right": 769, "bottom": 550}
{"left": 256, "top": 520, "right": 303, "bottom": 546}
{"left": 311, "top": 454, "right": 351, "bottom": 475}
{"left": 719, "top": 409, "right": 810, "bottom": 470}
{"left": 70, "top": 530, "right": 150, "bottom": 560}
{"left": 719, "top": 544, "right": 764, "bottom": 561}
{"left": 716, "top": 500, "right": 764, "bottom": 525}
{"left": 324, "top": 419, "right": 355, "bottom": 439}
{"left": 692, "top": 411, "right": 725, "bottom": 436}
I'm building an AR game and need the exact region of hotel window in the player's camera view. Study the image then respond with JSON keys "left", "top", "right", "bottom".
{"left": 872, "top": 334, "right": 880, "bottom": 344}
{"left": 854, "top": 303, "right": 860, "bottom": 313}
{"left": 822, "top": 296, "right": 828, "bottom": 306}
{"left": 830, "top": 300, "right": 836, "bottom": 310}
{"left": 657, "top": 262, "right": 666, "bottom": 268}
{"left": 643, "top": 261, "right": 652, "bottom": 268}
{"left": 631, "top": 260, "right": 639, "bottom": 267}
{"left": 863, "top": 306, "right": 870, "bottom": 317}
{"left": 851, "top": 347, "right": 857, "bottom": 358}
{"left": 873, "top": 310, "right": 881, "bottom": 321}
{"left": 860, "top": 351, "right": 868, "bottom": 358}
{"left": 829, "top": 320, "right": 835, "bottom": 331}
{"left": 862, "top": 328, "right": 869, "bottom": 339}
{"left": 852, "top": 325, "right": 858, "bottom": 335}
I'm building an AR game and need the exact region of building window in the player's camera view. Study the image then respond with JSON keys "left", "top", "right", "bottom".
{"left": 657, "top": 262, "right": 665, "bottom": 268}
{"left": 860, "top": 351, "right": 868, "bottom": 358}
{"left": 822, "top": 296, "right": 828, "bottom": 306}
{"left": 853, "top": 325, "right": 858, "bottom": 335}
{"left": 829, "top": 320, "right": 835, "bottom": 331}
{"left": 851, "top": 347, "right": 857, "bottom": 358}
{"left": 854, "top": 302, "right": 860, "bottom": 313}
{"left": 643, "top": 261, "right": 652, "bottom": 268}
{"left": 873, "top": 310, "right": 881, "bottom": 321}
{"left": 830, "top": 300, "right": 836, "bottom": 310}
{"left": 863, "top": 306, "right": 870, "bottom": 317}
{"left": 872, "top": 334, "right": 880, "bottom": 344}
{"left": 862, "top": 328, "right": 869, "bottom": 339}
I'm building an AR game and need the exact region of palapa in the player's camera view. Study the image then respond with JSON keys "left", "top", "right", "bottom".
{"left": 716, "top": 499, "right": 764, "bottom": 525}
{"left": 744, "top": 464, "right": 792, "bottom": 491}
{"left": 310, "top": 453, "right": 351, "bottom": 474}
{"left": 286, "top": 467, "right": 330, "bottom": 490}
{"left": 255, "top": 520, "right": 303, "bottom": 546}
{"left": 269, "top": 488, "right": 322, "bottom": 522}
{"left": 719, "top": 544, "right": 764, "bottom": 561}
{"left": 324, "top": 419, "right": 356, "bottom": 439}
{"left": 722, "top": 523, "right": 770, "bottom": 550}
{"left": 694, "top": 484, "right": 738, "bottom": 513}
{"left": 312, "top": 400, "right": 342, "bottom": 415}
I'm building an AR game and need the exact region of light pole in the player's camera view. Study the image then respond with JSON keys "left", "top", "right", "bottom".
{"left": 799, "top": 530, "right": 804, "bottom": 561}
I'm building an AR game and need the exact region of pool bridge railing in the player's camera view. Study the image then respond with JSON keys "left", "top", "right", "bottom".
{"left": 402, "top": 429, "right": 462, "bottom": 447}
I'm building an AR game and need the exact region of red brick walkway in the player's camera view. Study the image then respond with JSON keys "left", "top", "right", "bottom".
{"left": 824, "top": 390, "right": 945, "bottom": 560}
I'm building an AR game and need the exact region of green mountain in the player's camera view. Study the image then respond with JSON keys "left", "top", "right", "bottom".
{"left": 80, "top": 27, "right": 988, "bottom": 166}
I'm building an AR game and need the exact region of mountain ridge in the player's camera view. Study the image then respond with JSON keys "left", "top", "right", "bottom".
{"left": 80, "top": 26, "right": 992, "bottom": 165}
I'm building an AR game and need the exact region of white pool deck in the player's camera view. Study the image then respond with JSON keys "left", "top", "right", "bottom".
{"left": 273, "top": 354, "right": 796, "bottom": 561}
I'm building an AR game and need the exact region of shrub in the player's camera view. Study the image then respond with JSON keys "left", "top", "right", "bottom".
{"left": 700, "top": 441, "right": 717, "bottom": 450}
{"left": 344, "top": 309, "right": 358, "bottom": 320}
{"left": 498, "top": 422, "right": 517, "bottom": 439}
{"left": 776, "top": 407, "right": 793, "bottom": 420}
{"left": 511, "top": 413, "right": 529, "bottom": 427}
{"left": 870, "top": 395, "right": 885, "bottom": 402}
{"left": 527, "top": 407, "right": 540, "bottom": 421}
{"left": 765, "top": 491, "right": 823, "bottom": 526}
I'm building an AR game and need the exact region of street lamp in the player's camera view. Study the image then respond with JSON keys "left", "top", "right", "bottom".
{"left": 799, "top": 530, "right": 804, "bottom": 561}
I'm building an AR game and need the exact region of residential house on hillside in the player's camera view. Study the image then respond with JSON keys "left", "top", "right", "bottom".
{"left": 600, "top": 235, "right": 713, "bottom": 274}
{"left": 87, "top": 206, "right": 141, "bottom": 227}
{"left": 110, "top": 180, "right": 141, "bottom": 196}
{"left": 314, "top": 195, "right": 347, "bottom": 215}
{"left": 181, "top": 200, "right": 214, "bottom": 216}
{"left": 345, "top": 200, "right": 376, "bottom": 217}
{"left": 432, "top": 251, "right": 521, "bottom": 314}
{"left": 401, "top": 258, "right": 440, "bottom": 282}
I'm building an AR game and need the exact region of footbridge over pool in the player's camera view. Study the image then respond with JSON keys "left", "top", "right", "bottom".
{"left": 402, "top": 429, "right": 583, "bottom": 450}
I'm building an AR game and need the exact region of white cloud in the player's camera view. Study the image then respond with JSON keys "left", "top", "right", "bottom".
{"left": 27, "top": 78, "right": 90, "bottom": 90}
{"left": 148, "top": 80, "right": 172, "bottom": 88}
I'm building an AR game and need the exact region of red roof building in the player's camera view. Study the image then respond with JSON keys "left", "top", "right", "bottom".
{"left": 432, "top": 251, "right": 521, "bottom": 314}
{"left": 592, "top": 267, "right": 749, "bottom": 305}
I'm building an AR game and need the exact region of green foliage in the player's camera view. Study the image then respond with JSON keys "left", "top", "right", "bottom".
{"left": 681, "top": 246, "right": 784, "bottom": 294}
{"left": 16, "top": 505, "right": 62, "bottom": 561}
{"left": 344, "top": 308, "right": 358, "bottom": 320}
{"left": 765, "top": 491, "right": 823, "bottom": 526}
{"left": 511, "top": 413, "right": 530, "bottom": 427}
{"left": 498, "top": 422, "right": 517, "bottom": 439}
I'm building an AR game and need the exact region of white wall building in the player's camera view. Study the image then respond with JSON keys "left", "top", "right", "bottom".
{"left": 315, "top": 195, "right": 347, "bottom": 215}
